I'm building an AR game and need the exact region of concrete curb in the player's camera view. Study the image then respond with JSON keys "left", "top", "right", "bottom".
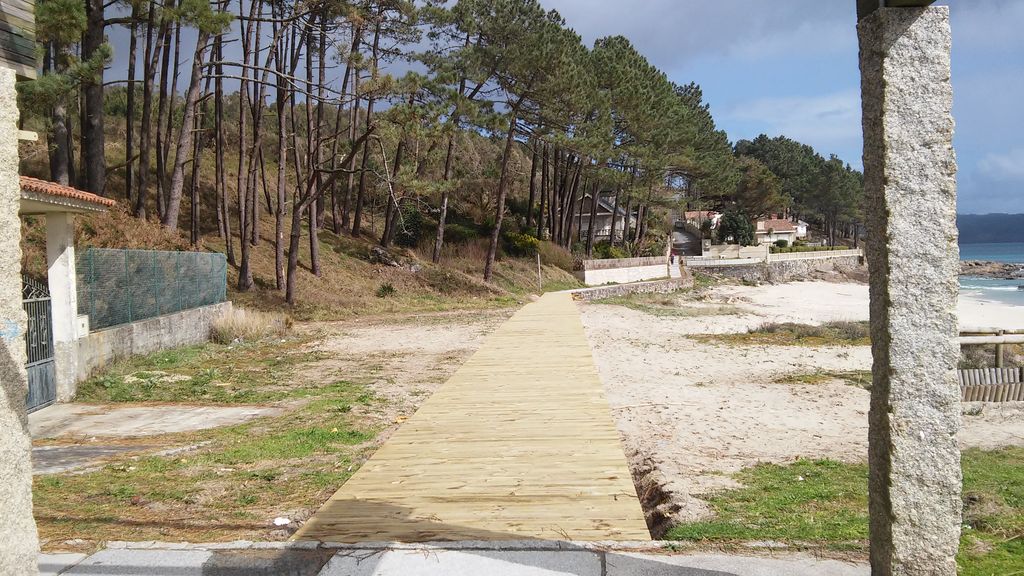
{"left": 103, "top": 539, "right": 683, "bottom": 552}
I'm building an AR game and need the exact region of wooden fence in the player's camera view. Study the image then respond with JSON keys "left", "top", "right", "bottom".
{"left": 959, "top": 368, "right": 1024, "bottom": 402}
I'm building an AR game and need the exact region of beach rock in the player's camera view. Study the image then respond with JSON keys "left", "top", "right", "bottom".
{"left": 960, "top": 260, "right": 1024, "bottom": 279}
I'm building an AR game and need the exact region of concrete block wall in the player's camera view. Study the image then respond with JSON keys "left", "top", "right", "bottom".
{"left": 73, "top": 301, "right": 232, "bottom": 387}
{"left": 574, "top": 256, "right": 678, "bottom": 286}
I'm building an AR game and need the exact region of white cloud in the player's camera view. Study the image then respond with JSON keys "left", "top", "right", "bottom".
{"left": 541, "top": 0, "right": 851, "bottom": 68}
{"left": 978, "top": 148, "right": 1024, "bottom": 181}
{"left": 726, "top": 90, "right": 862, "bottom": 152}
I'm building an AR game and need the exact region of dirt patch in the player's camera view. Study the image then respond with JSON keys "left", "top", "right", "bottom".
{"left": 296, "top": 308, "right": 512, "bottom": 441}
{"left": 580, "top": 281, "right": 1024, "bottom": 531}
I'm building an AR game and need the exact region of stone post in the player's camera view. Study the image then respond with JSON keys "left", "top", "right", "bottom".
{"left": 858, "top": 7, "right": 961, "bottom": 576}
{"left": 46, "top": 212, "right": 80, "bottom": 401}
{"left": 0, "top": 67, "right": 40, "bottom": 575}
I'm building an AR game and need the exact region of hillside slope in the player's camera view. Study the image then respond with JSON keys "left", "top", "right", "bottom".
{"left": 21, "top": 204, "right": 581, "bottom": 320}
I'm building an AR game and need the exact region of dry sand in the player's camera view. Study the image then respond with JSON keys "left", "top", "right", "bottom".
{"left": 579, "top": 280, "right": 1024, "bottom": 528}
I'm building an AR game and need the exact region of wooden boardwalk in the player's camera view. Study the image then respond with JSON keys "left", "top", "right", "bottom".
{"left": 295, "top": 292, "right": 650, "bottom": 542}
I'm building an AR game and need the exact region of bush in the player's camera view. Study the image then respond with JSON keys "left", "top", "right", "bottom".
{"left": 537, "top": 241, "right": 573, "bottom": 272}
{"left": 503, "top": 232, "right": 540, "bottom": 257}
{"left": 443, "top": 223, "right": 477, "bottom": 245}
{"left": 592, "top": 241, "right": 628, "bottom": 260}
{"left": 774, "top": 239, "right": 789, "bottom": 248}
{"left": 375, "top": 282, "right": 396, "bottom": 298}
{"left": 638, "top": 236, "right": 667, "bottom": 257}
{"left": 211, "top": 308, "right": 290, "bottom": 344}
{"left": 394, "top": 204, "right": 428, "bottom": 248}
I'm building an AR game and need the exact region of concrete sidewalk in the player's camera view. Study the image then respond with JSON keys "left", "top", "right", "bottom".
{"left": 41, "top": 541, "right": 868, "bottom": 575}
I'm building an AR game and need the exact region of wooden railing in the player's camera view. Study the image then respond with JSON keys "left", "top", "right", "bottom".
{"left": 958, "top": 328, "right": 1024, "bottom": 401}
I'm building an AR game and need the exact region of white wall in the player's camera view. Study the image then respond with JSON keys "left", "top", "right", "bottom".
{"left": 576, "top": 264, "right": 673, "bottom": 286}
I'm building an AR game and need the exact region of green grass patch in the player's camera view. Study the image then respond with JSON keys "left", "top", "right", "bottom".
{"left": 668, "top": 458, "right": 869, "bottom": 544}
{"left": 594, "top": 290, "right": 740, "bottom": 318}
{"left": 695, "top": 321, "right": 871, "bottom": 347}
{"left": 773, "top": 370, "right": 872, "bottom": 389}
{"left": 33, "top": 379, "right": 380, "bottom": 546}
{"left": 667, "top": 448, "right": 1024, "bottom": 573}
{"left": 75, "top": 337, "right": 330, "bottom": 404}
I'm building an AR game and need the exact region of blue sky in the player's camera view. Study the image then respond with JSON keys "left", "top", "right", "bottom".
{"left": 541, "top": 0, "right": 1023, "bottom": 214}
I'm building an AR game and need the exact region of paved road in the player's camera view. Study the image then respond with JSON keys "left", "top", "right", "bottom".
{"left": 41, "top": 542, "right": 869, "bottom": 576}
{"left": 672, "top": 229, "right": 702, "bottom": 256}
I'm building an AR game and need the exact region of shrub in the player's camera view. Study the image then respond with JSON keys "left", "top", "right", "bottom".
{"left": 638, "top": 236, "right": 667, "bottom": 257}
{"left": 537, "top": 241, "right": 573, "bottom": 272}
{"left": 375, "top": 282, "right": 396, "bottom": 298}
{"left": 211, "top": 308, "right": 290, "bottom": 344}
{"left": 774, "top": 239, "right": 789, "bottom": 248}
{"left": 394, "top": 204, "right": 428, "bottom": 248}
{"left": 443, "top": 223, "right": 477, "bottom": 245}
{"left": 503, "top": 232, "right": 540, "bottom": 257}
{"left": 592, "top": 241, "right": 628, "bottom": 260}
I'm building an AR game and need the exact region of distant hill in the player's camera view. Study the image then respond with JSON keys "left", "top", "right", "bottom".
{"left": 958, "top": 214, "right": 1024, "bottom": 244}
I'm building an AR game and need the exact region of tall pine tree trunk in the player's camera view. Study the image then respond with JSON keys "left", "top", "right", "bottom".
{"left": 134, "top": 0, "right": 161, "bottom": 218}
{"left": 351, "top": 13, "right": 381, "bottom": 238}
{"left": 162, "top": 30, "right": 211, "bottom": 228}
{"left": 125, "top": 14, "right": 138, "bottom": 203}
{"left": 81, "top": 0, "right": 106, "bottom": 195}
{"left": 586, "top": 180, "right": 599, "bottom": 257}
{"left": 484, "top": 102, "right": 523, "bottom": 282}
{"left": 214, "top": 33, "right": 234, "bottom": 264}
{"left": 47, "top": 42, "right": 71, "bottom": 185}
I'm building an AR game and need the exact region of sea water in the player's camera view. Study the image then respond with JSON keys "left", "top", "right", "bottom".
{"left": 959, "top": 242, "right": 1024, "bottom": 306}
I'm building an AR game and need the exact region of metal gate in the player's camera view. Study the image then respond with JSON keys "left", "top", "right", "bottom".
{"left": 23, "top": 275, "right": 55, "bottom": 412}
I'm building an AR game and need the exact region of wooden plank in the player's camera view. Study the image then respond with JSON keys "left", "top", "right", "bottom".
{"left": 295, "top": 293, "right": 649, "bottom": 543}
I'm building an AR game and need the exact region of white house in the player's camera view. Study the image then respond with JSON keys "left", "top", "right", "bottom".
{"left": 754, "top": 217, "right": 798, "bottom": 245}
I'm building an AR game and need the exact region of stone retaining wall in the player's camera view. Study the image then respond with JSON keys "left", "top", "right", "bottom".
{"left": 694, "top": 255, "right": 864, "bottom": 283}
{"left": 74, "top": 301, "right": 232, "bottom": 386}
{"left": 571, "top": 276, "right": 693, "bottom": 301}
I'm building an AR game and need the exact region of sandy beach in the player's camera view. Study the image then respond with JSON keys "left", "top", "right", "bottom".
{"left": 713, "top": 280, "right": 1024, "bottom": 331}
{"left": 580, "top": 280, "right": 1024, "bottom": 530}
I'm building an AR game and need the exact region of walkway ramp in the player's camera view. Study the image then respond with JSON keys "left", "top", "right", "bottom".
{"left": 296, "top": 292, "right": 649, "bottom": 542}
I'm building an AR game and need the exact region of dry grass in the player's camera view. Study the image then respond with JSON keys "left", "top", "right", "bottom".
{"left": 695, "top": 321, "right": 871, "bottom": 347}
{"left": 211, "top": 307, "right": 291, "bottom": 344}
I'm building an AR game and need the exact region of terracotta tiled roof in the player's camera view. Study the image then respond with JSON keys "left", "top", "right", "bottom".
{"left": 20, "top": 175, "right": 116, "bottom": 207}
{"left": 756, "top": 218, "right": 796, "bottom": 232}
{"left": 684, "top": 210, "right": 719, "bottom": 220}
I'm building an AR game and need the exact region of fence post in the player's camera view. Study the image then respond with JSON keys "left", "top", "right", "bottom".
{"left": 536, "top": 253, "right": 542, "bottom": 292}
{"left": 176, "top": 252, "right": 183, "bottom": 313}
{"left": 124, "top": 250, "right": 132, "bottom": 323}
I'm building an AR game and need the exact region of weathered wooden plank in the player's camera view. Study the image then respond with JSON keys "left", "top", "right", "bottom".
{"left": 295, "top": 292, "right": 649, "bottom": 543}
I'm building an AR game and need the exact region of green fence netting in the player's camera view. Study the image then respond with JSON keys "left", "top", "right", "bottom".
{"left": 76, "top": 248, "right": 227, "bottom": 330}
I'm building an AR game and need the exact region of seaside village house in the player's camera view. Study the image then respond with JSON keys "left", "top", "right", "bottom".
{"left": 753, "top": 216, "right": 799, "bottom": 245}
{"left": 575, "top": 190, "right": 631, "bottom": 242}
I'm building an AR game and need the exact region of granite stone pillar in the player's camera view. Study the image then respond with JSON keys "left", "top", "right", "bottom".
{"left": 0, "top": 67, "right": 40, "bottom": 575}
{"left": 858, "top": 7, "right": 961, "bottom": 576}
